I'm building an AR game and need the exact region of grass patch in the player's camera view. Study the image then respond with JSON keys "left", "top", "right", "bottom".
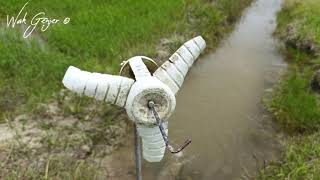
{"left": 1, "top": 151, "right": 105, "bottom": 179}
{"left": 258, "top": 133, "right": 320, "bottom": 179}
{"left": 266, "top": 61, "right": 320, "bottom": 133}
{"left": 267, "top": 0, "right": 320, "bottom": 133}
{"left": 0, "top": 29, "right": 77, "bottom": 117}
{"left": 275, "top": 0, "right": 320, "bottom": 55}
{"left": 259, "top": 0, "right": 320, "bottom": 177}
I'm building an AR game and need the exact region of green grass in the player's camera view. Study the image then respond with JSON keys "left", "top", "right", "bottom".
{"left": 258, "top": 132, "right": 320, "bottom": 179}
{"left": 0, "top": 29, "right": 77, "bottom": 116}
{"left": 266, "top": 60, "right": 320, "bottom": 133}
{"left": 0, "top": 0, "right": 252, "bottom": 119}
{"left": 276, "top": 0, "right": 320, "bottom": 55}
{"left": 268, "top": 0, "right": 320, "bottom": 133}
{"left": 259, "top": 0, "right": 320, "bottom": 178}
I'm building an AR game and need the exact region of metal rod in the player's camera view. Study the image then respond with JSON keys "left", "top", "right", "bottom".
{"left": 148, "top": 101, "right": 191, "bottom": 154}
{"left": 134, "top": 123, "right": 142, "bottom": 180}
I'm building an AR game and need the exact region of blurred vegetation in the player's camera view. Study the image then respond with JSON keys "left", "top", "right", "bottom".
{"left": 266, "top": 52, "right": 320, "bottom": 132}
{"left": 267, "top": 0, "right": 320, "bottom": 133}
{"left": 259, "top": 0, "right": 320, "bottom": 178}
{"left": 276, "top": 0, "right": 320, "bottom": 56}
{"left": 258, "top": 132, "right": 320, "bottom": 179}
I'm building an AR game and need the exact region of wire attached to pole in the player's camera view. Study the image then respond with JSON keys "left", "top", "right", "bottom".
{"left": 148, "top": 101, "right": 191, "bottom": 154}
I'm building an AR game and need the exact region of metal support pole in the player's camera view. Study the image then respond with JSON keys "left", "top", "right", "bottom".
{"left": 134, "top": 123, "right": 142, "bottom": 180}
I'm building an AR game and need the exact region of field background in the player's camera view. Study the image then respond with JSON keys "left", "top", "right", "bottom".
{"left": 0, "top": 0, "right": 253, "bottom": 178}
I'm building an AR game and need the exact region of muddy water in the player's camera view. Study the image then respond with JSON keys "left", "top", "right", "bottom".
{"left": 143, "top": 0, "right": 286, "bottom": 179}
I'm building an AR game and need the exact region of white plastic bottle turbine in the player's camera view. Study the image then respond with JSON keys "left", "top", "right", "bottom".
{"left": 62, "top": 36, "right": 206, "bottom": 162}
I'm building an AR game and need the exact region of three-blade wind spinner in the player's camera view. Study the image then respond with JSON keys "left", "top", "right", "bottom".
{"left": 62, "top": 36, "right": 206, "bottom": 162}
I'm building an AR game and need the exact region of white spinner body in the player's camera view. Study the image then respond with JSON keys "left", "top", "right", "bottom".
{"left": 62, "top": 36, "right": 206, "bottom": 162}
